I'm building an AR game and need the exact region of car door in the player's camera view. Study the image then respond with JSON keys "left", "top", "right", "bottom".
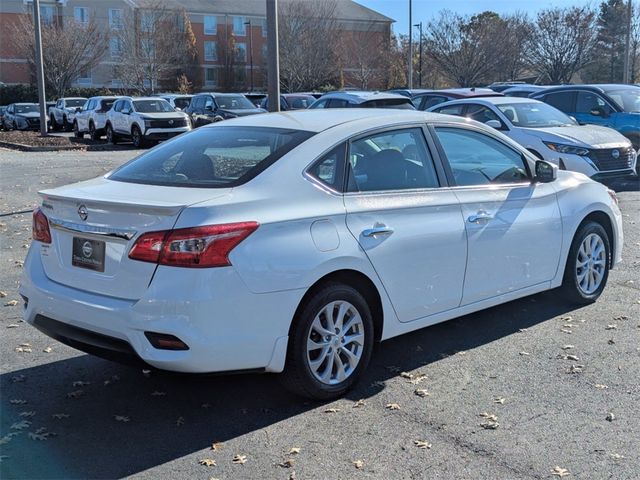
{"left": 117, "top": 100, "right": 132, "bottom": 133}
{"left": 343, "top": 126, "right": 467, "bottom": 323}
{"left": 77, "top": 99, "right": 91, "bottom": 131}
{"left": 574, "top": 91, "right": 616, "bottom": 128}
{"left": 432, "top": 125, "right": 562, "bottom": 305}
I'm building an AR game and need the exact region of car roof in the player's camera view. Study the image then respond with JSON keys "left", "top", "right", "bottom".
{"left": 318, "top": 91, "right": 410, "bottom": 103}
{"left": 432, "top": 96, "right": 544, "bottom": 107}
{"left": 159, "top": 93, "right": 193, "bottom": 98}
{"left": 126, "top": 96, "right": 171, "bottom": 101}
{"left": 531, "top": 84, "right": 640, "bottom": 95}
{"left": 196, "top": 92, "right": 244, "bottom": 97}
{"left": 210, "top": 109, "right": 471, "bottom": 133}
{"left": 62, "top": 97, "right": 87, "bottom": 100}
{"left": 413, "top": 88, "right": 502, "bottom": 99}
{"left": 12, "top": 102, "right": 37, "bottom": 105}
{"left": 89, "top": 96, "right": 120, "bottom": 100}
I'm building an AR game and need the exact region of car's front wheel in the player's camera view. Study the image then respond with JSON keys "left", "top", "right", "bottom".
{"left": 560, "top": 221, "right": 610, "bottom": 304}
{"left": 106, "top": 124, "right": 118, "bottom": 144}
{"left": 63, "top": 115, "right": 71, "bottom": 132}
{"left": 89, "top": 122, "right": 99, "bottom": 141}
{"left": 131, "top": 125, "right": 146, "bottom": 148}
{"left": 73, "top": 121, "right": 84, "bottom": 138}
{"left": 282, "top": 282, "right": 374, "bottom": 399}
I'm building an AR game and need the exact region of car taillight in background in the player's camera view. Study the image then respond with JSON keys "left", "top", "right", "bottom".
{"left": 32, "top": 207, "right": 52, "bottom": 244}
{"left": 129, "top": 222, "right": 259, "bottom": 268}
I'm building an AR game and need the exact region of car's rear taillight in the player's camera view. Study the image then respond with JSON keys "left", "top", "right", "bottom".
{"left": 128, "top": 222, "right": 259, "bottom": 268}
{"left": 32, "top": 207, "right": 51, "bottom": 244}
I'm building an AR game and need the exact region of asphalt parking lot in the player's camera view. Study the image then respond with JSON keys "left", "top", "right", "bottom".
{"left": 0, "top": 148, "right": 638, "bottom": 480}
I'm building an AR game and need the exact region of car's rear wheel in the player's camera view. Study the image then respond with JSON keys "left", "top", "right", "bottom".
{"left": 73, "top": 121, "right": 84, "bottom": 138}
{"left": 63, "top": 115, "right": 71, "bottom": 132}
{"left": 281, "top": 282, "right": 374, "bottom": 399}
{"left": 89, "top": 122, "right": 98, "bottom": 141}
{"left": 560, "top": 221, "right": 610, "bottom": 304}
{"left": 106, "top": 124, "right": 118, "bottom": 144}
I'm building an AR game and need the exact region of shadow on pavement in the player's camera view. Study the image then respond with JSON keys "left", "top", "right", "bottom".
{"left": 0, "top": 290, "right": 574, "bottom": 479}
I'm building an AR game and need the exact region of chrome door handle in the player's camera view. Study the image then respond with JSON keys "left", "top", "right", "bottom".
{"left": 468, "top": 211, "right": 494, "bottom": 224}
{"left": 362, "top": 226, "right": 394, "bottom": 237}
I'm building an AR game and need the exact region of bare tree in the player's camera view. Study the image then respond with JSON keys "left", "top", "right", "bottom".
{"left": 278, "top": 0, "right": 340, "bottom": 91}
{"left": 424, "top": 10, "right": 510, "bottom": 87}
{"left": 10, "top": 14, "right": 108, "bottom": 97}
{"left": 494, "top": 12, "right": 533, "bottom": 82}
{"left": 527, "top": 6, "right": 597, "bottom": 83}
{"left": 113, "top": 2, "right": 197, "bottom": 94}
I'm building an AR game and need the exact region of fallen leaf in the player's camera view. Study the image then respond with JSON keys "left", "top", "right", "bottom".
{"left": 605, "top": 324, "right": 617, "bottom": 330}
{"left": 142, "top": 369, "right": 151, "bottom": 376}
{"left": 0, "top": 436, "right": 12, "bottom": 446}
{"left": 457, "top": 350, "right": 467, "bottom": 355}
{"left": 211, "top": 441, "right": 224, "bottom": 451}
{"left": 232, "top": 454, "right": 247, "bottom": 464}
{"left": 493, "top": 397, "right": 506, "bottom": 404}
{"left": 353, "top": 460, "right": 364, "bottom": 469}
{"left": 613, "top": 316, "right": 628, "bottom": 322}
{"left": 385, "top": 403, "right": 401, "bottom": 410}
{"left": 605, "top": 412, "right": 615, "bottom": 422}
{"left": 561, "top": 345, "right": 575, "bottom": 350}
{"left": 414, "top": 440, "right": 432, "bottom": 449}
{"left": 567, "top": 364, "right": 584, "bottom": 374}
{"left": 607, "top": 339, "right": 615, "bottom": 345}
{"left": 551, "top": 466, "right": 570, "bottom": 477}
{"left": 560, "top": 315, "right": 573, "bottom": 322}
{"left": 414, "top": 389, "right": 430, "bottom": 398}
{"left": 409, "top": 374, "right": 427, "bottom": 385}
{"left": 479, "top": 412, "right": 498, "bottom": 422}
{"left": 9, "top": 399, "right": 27, "bottom": 405}
{"left": 52, "top": 413, "right": 70, "bottom": 419}
{"left": 10, "top": 420, "right": 31, "bottom": 430}
{"left": 324, "top": 407, "right": 340, "bottom": 413}
{"left": 594, "top": 384, "right": 609, "bottom": 389}
{"left": 176, "top": 416, "right": 184, "bottom": 426}
{"left": 28, "top": 432, "right": 49, "bottom": 441}
{"left": 0, "top": 291, "right": 7, "bottom": 297}
{"left": 19, "top": 411, "right": 35, "bottom": 417}
{"left": 400, "top": 372, "right": 413, "bottom": 379}
{"left": 560, "top": 328, "right": 573, "bottom": 334}
{"left": 610, "top": 453, "right": 625, "bottom": 459}
{"left": 480, "top": 421, "right": 500, "bottom": 430}
{"left": 15, "top": 346, "right": 32, "bottom": 353}
{"left": 4, "top": 300, "right": 18, "bottom": 307}
{"left": 114, "top": 415, "right": 130, "bottom": 422}
{"left": 519, "top": 351, "right": 530, "bottom": 356}
{"left": 518, "top": 328, "right": 528, "bottom": 333}
{"left": 42, "top": 347, "right": 53, "bottom": 353}
{"left": 199, "top": 458, "right": 216, "bottom": 467}
{"left": 353, "top": 399, "right": 366, "bottom": 408}
{"left": 6, "top": 324, "right": 19, "bottom": 329}
{"left": 279, "top": 459, "right": 295, "bottom": 468}
{"left": 288, "top": 447, "right": 301, "bottom": 455}
{"left": 11, "top": 375, "right": 25, "bottom": 383}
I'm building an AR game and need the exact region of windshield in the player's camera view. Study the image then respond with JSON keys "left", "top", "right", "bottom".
{"left": 108, "top": 126, "right": 314, "bottom": 188}
{"left": 15, "top": 104, "right": 39, "bottom": 113}
{"left": 361, "top": 99, "right": 416, "bottom": 110}
{"left": 216, "top": 95, "right": 255, "bottom": 109}
{"left": 173, "top": 97, "right": 192, "bottom": 109}
{"left": 66, "top": 99, "right": 86, "bottom": 108}
{"left": 133, "top": 99, "right": 174, "bottom": 113}
{"left": 497, "top": 102, "right": 575, "bottom": 128}
{"left": 604, "top": 87, "right": 640, "bottom": 112}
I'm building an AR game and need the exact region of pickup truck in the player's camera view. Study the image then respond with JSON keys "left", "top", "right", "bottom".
{"left": 48, "top": 97, "right": 87, "bottom": 131}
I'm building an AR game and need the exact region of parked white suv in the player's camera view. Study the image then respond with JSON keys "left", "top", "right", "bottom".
{"left": 105, "top": 97, "right": 190, "bottom": 148}
{"left": 73, "top": 96, "right": 120, "bottom": 140}
{"left": 49, "top": 97, "right": 87, "bottom": 132}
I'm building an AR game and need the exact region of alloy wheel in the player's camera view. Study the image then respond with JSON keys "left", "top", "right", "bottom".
{"left": 575, "top": 233, "right": 606, "bottom": 295}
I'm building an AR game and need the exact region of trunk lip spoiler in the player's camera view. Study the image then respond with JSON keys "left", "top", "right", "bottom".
{"left": 48, "top": 217, "right": 137, "bottom": 241}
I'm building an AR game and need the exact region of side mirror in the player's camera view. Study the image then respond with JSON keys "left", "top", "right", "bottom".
{"left": 534, "top": 160, "right": 556, "bottom": 183}
{"left": 485, "top": 119, "right": 502, "bottom": 129}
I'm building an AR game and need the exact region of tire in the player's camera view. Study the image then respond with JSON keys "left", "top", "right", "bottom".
{"left": 131, "top": 125, "right": 146, "bottom": 148}
{"left": 106, "top": 124, "right": 118, "bottom": 144}
{"left": 560, "top": 221, "right": 610, "bottom": 304}
{"left": 89, "top": 122, "right": 98, "bottom": 141}
{"left": 281, "top": 282, "right": 374, "bottom": 400}
{"left": 62, "top": 115, "right": 72, "bottom": 132}
{"left": 73, "top": 121, "right": 84, "bottom": 138}
{"left": 49, "top": 115, "right": 59, "bottom": 131}
{"left": 13, "top": 121, "right": 18, "bottom": 131}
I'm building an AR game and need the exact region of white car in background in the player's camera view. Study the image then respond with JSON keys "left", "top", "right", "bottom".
{"left": 49, "top": 97, "right": 87, "bottom": 132}
{"left": 20, "top": 110, "right": 623, "bottom": 399}
{"left": 429, "top": 97, "right": 637, "bottom": 179}
{"left": 73, "top": 96, "right": 120, "bottom": 140}
{"left": 105, "top": 97, "right": 190, "bottom": 148}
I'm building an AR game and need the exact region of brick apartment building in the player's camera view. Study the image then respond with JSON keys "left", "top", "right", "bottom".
{"left": 0, "top": 0, "right": 393, "bottom": 91}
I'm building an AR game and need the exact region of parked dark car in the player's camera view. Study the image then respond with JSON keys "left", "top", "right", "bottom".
{"left": 413, "top": 88, "right": 503, "bottom": 111}
{"left": 0, "top": 106, "right": 7, "bottom": 130}
{"left": 502, "top": 85, "right": 550, "bottom": 98}
{"left": 309, "top": 91, "right": 415, "bottom": 109}
{"left": 3, "top": 103, "right": 43, "bottom": 131}
{"left": 185, "top": 93, "right": 267, "bottom": 128}
{"left": 386, "top": 88, "right": 433, "bottom": 98}
{"left": 243, "top": 92, "right": 267, "bottom": 107}
{"left": 531, "top": 84, "right": 640, "bottom": 150}
{"left": 260, "top": 94, "right": 316, "bottom": 111}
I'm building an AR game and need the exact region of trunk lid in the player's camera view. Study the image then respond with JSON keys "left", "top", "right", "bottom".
{"left": 39, "top": 177, "right": 230, "bottom": 300}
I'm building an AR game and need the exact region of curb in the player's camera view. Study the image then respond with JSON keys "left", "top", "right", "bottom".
{"left": 0, "top": 140, "right": 86, "bottom": 152}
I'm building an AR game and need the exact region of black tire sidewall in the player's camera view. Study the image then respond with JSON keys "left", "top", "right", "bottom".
{"left": 562, "top": 221, "right": 610, "bottom": 303}
{"left": 284, "top": 283, "right": 374, "bottom": 399}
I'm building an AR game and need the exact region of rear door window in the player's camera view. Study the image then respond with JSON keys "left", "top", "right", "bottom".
{"left": 420, "top": 95, "right": 448, "bottom": 110}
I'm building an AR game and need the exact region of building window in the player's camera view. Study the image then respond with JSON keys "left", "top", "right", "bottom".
{"left": 110, "top": 37, "right": 122, "bottom": 59}
{"left": 204, "top": 68, "right": 218, "bottom": 87}
{"left": 74, "top": 7, "right": 88, "bottom": 25}
{"left": 234, "top": 42, "right": 247, "bottom": 62}
{"left": 204, "top": 15, "right": 217, "bottom": 35}
{"left": 260, "top": 18, "right": 267, "bottom": 37}
{"left": 233, "top": 16, "right": 246, "bottom": 35}
{"left": 140, "top": 11, "right": 155, "bottom": 33}
{"left": 40, "top": 5, "right": 55, "bottom": 26}
{"left": 174, "top": 13, "right": 185, "bottom": 33}
{"left": 77, "top": 69, "right": 91, "bottom": 85}
{"left": 204, "top": 41, "right": 217, "bottom": 61}
{"left": 141, "top": 38, "right": 155, "bottom": 58}
{"left": 109, "top": 9, "right": 123, "bottom": 30}
{"left": 261, "top": 44, "right": 267, "bottom": 61}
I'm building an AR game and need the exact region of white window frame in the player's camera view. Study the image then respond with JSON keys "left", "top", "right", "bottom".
{"left": 204, "top": 41, "right": 217, "bottom": 61}
{"left": 74, "top": 6, "right": 88, "bottom": 25}
{"left": 140, "top": 11, "right": 155, "bottom": 33}
{"left": 233, "top": 16, "right": 246, "bottom": 35}
{"left": 109, "top": 9, "right": 123, "bottom": 30}
{"left": 109, "top": 37, "right": 122, "bottom": 59}
{"left": 204, "top": 15, "right": 217, "bottom": 35}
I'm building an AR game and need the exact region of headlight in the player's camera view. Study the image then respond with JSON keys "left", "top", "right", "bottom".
{"left": 543, "top": 142, "right": 590, "bottom": 156}
{"left": 144, "top": 119, "right": 153, "bottom": 127}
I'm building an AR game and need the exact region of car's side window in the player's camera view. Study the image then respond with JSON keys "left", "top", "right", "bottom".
{"left": 576, "top": 91, "right": 611, "bottom": 114}
{"left": 421, "top": 95, "right": 448, "bottom": 110}
{"left": 543, "top": 92, "right": 575, "bottom": 112}
{"left": 205, "top": 96, "right": 214, "bottom": 110}
{"left": 309, "top": 99, "right": 327, "bottom": 109}
{"left": 347, "top": 128, "right": 439, "bottom": 192}
{"left": 434, "top": 104, "right": 464, "bottom": 116}
{"left": 434, "top": 127, "right": 530, "bottom": 187}
{"left": 327, "top": 99, "right": 349, "bottom": 108}
{"left": 307, "top": 143, "right": 347, "bottom": 191}
{"left": 112, "top": 100, "right": 121, "bottom": 112}
{"left": 465, "top": 104, "right": 502, "bottom": 126}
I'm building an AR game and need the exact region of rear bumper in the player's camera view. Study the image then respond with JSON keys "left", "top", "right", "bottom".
{"left": 19, "top": 245, "right": 301, "bottom": 374}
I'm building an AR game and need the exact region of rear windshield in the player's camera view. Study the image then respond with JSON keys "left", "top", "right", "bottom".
{"left": 66, "top": 99, "right": 86, "bottom": 107}
{"left": 361, "top": 99, "right": 415, "bottom": 110}
{"left": 108, "top": 126, "right": 314, "bottom": 188}
{"left": 134, "top": 99, "right": 174, "bottom": 113}
{"left": 15, "top": 104, "right": 39, "bottom": 113}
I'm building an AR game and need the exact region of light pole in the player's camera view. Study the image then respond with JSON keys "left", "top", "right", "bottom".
{"left": 408, "top": 0, "right": 413, "bottom": 89}
{"left": 266, "top": 0, "right": 280, "bottom": 112}
{"left": 413, "top": 22, "right": 422, "bottom": 88}
{"left": 622, "top": 0, "right": 632, "bottom": 83}
{"left": 33, "top": 0, "right": 47, "bottom": 136}
{"left": 244, "top": 20, "right": 254, "bottom": 91}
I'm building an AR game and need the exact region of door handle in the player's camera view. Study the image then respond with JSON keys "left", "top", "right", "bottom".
{"left": 468, "top": 211, "right": 494, "bottom": 224}
{"left": 362, "top": 226, "right": 394, "bottom": 238}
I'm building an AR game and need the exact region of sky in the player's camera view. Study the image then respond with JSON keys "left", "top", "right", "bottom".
{"left": 356, "top": 0, "right": 587, "bottom": 35}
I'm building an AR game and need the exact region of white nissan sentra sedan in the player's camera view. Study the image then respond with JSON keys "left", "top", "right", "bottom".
{"left": 20, "top": 110, "right": 623, "bottom": 399}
